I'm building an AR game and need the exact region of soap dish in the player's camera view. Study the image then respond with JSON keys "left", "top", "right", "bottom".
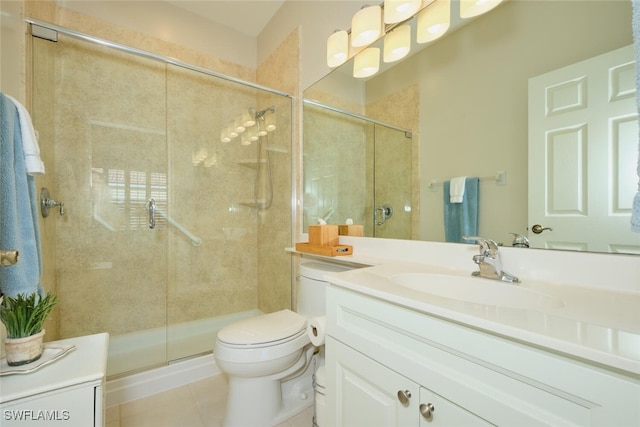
{"left": 0, "top": 344, "right": 76, "bottom": 376}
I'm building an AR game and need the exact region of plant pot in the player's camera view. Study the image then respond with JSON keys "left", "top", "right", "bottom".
{"left": 3, "top": 329, "right": 46, "bottom": 366}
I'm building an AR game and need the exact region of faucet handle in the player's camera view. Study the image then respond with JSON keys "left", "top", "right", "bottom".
{"left": 463, "top": 236, "right": 499, "bottom": 256}
{"left": 510, "top": 232, "right": 530, "bottom": 248}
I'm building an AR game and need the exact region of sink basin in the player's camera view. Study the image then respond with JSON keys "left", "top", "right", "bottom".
{"left": 388, "top": 273, "right": 564, "bottom": 310}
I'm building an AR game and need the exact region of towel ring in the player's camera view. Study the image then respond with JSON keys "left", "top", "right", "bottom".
{"left": 40, "top": 187, "right": 65, "bottom": 217}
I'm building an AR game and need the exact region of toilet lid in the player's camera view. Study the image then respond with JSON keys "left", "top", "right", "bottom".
{"left": 217, "top": 309, "right": 306, "bottom": 346}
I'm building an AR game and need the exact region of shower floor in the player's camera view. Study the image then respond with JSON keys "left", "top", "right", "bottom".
{"left": 105, "top": 373, "right": 314, "bottom": 427}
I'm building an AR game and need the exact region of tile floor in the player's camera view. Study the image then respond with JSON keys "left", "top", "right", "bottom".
{"left": 105, "top": 374, "right": 314, "bottom": 427}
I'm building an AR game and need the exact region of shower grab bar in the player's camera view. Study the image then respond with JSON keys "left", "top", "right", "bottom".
{"left": 147, "top": 200, "right": 202, "bottom": 246}
{"left": 158, "top": 210, "right": 202, "bottom": 247}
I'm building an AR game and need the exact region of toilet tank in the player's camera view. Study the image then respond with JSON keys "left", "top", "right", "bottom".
{"left": 297, "top": 261, "right": 355, "bottom": 318}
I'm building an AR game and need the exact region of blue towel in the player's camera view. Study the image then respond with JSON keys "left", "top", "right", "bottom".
{"left": 0, "top": 93, "right": 44, "bottom": 298}
{"left": 632, "top": 0, "right": 640, "bottom": 232}
{"left": 443, "top": 177, "right": 479, "bottom": 243}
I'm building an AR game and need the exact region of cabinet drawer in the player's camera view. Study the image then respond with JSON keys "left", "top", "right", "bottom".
{"left": 327, "top": 286, "right": 640, "bottom": 426}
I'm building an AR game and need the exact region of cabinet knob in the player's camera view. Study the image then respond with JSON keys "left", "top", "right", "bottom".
{"left": 397, "top": 390, "right": 412, "bottom": 405}
{"left": 420, "top": 403, "right": 435, "bottom": 420}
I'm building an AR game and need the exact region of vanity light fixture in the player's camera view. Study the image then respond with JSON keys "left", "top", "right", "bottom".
{"left": 327, "top": 30, "right": 349, "bottom": 67}
{"left": 383, "top": 24, "right": 411, "bottom": 63}
{"left": 354, "top": 47, "right": 380, "bottom": 78}
{"left": 384, "top": 0, "right": 421, "bottom": 24}
{"left": 459, "top": 0, "right": 503, "bottom": 19}
{"left": 351, "top": 5, "right": 382, "bottom": 47}
{"left": 417, "top": 0, "right": 450, "bottom": 43}
{"left": 329, "top": 0, "right": 503, "bottom": 78}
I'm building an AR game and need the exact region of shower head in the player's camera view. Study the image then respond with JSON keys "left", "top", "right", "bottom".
{"left": 254, "top": 106, "right": 275, "bottom": 120}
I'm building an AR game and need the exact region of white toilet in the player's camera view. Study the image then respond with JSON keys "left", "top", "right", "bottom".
{"left": 214, "top": 260, "right": 354, "bottom": 427}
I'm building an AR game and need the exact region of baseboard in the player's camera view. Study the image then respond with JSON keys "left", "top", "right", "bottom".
{"left": 106, "top": 353, "right": 220, "bottom": 407}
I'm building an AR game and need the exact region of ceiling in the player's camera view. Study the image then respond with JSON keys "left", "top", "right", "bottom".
{"left": 166, "top": 0, "right": 287, "bottom": 37}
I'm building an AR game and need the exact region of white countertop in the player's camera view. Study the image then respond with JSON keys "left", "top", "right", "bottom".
{"left": 1, "top": 333, "right": 109, "bottom": 403}
{"left": 324, "top": 260, "right": 640, "bottom": 376}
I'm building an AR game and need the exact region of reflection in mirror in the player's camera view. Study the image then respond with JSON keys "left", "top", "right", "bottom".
{"left": 303, "top": 0, "right": 640, "bottom": 254}
{"left": 303, "top": 101, "right": 414, "bottom": 238}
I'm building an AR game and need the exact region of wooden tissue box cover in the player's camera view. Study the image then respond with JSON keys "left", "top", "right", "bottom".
{"left": 295, "top": 242, "right": 353, "bottom": 257}
{"left": 338, "top": 224, "right": 363, "bottom": 237}
{"left": 308, "top": 225, "right": 339, "bottom": 247}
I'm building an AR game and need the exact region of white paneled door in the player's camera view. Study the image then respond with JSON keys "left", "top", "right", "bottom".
{"left": 528, "top": 45, "right": 640, "bottom": 253}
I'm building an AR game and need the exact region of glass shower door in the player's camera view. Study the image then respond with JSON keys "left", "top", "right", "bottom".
{"left": 32, "top": 33, "right": 170, "bottom": 377}
{"left": 32, "top": 25, "right": 293, "bottom": 378}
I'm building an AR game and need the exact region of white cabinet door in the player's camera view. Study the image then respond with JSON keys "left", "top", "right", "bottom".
{"left": 328, "top": 337, "right": 419, "bottom": 427}
{"left": 419, "top": 387, "right": 494, "bottom": 427}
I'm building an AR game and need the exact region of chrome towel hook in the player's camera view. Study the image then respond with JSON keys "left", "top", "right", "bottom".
{"left": 40, "top": 187, "right": 65, "bottom": 217}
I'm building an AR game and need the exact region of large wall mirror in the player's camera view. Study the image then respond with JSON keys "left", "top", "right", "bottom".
{"left": 303, "top": 0, "right": 640, "bottom": 255}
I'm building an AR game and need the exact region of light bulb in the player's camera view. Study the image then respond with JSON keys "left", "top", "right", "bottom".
{"left": 384, "top": 25, "right": 411, "bottom": 63}
{"left": 460, "top": 0, "right": 503, "bottom": 19}
{"left": 384, "top": 0, "right": 421, "bottom": 24}
{"left": 234, "top": 116, "right": 246, "bottom": 134}
{"left": 220, "top": 129, "right": 231, "bottom": 143}
{"left": 417, "top": 0, "right": 450, "bottom": 44}
{"left": 265, "top": 113, "right": 276, "bottom": 132}
{"left": 327, "top": 30, "right": 349, "bottom": 67}
{"left": 353, "top": 47, "right": 380, "bottom": 78}
{"left": 241, "top": 110, "right": 255, "bottom": 127}
{"left": 351, "top": 5, "right": 382, "bottom": 47}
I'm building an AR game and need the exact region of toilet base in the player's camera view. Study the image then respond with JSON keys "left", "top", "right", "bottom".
{"left": 224, "top": 376, "right": 283, "bottom": 427}
{"left": 221, "top": 347, "right": 316, "bottom": 427}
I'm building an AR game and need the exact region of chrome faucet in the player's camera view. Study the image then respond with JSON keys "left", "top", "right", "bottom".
{"left": 463, "top": 236, "right": 520, "bottom": 283}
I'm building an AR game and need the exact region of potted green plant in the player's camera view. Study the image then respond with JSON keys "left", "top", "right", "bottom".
{"left": 1, "top": 291, "right": 57, "bottom": 366}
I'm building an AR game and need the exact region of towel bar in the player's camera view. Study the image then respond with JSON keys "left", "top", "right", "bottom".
{"left": 428, "top": 171, "right": 506, "bottom": 191}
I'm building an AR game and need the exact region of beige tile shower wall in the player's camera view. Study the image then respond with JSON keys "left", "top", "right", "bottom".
{"left": 255, "top": 29, "right": 299, "bottom": 314}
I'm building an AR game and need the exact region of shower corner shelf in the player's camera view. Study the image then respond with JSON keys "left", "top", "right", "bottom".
{"left": 239, "top": 199, "right": 267, "bottom": 208}
{"left": 237, "top": 159, "right": 266, "bottom": 169}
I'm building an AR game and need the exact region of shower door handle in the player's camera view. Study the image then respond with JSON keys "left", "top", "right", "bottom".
{"left": 148, "top": 198, "right": 156, "bottom": 229}
{"left": 375, "top": 204, "right": 393, "bottom": 226}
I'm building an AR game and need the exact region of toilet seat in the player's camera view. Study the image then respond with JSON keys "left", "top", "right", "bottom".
{"left": 215, "top": 309, "right": 311, "bottom": 365}
{"left": 217, "top": 309, "right": 306, "bottom": 348}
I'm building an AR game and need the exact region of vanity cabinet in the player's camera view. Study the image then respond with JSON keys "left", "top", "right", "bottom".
{"left": 330, "top": 337, "right": 492, "bottom": 426}
{"left": 325, "top": 286, "right": 640, "bottom": 426}
{"left": 1, "top": 333, "right": 109, "bottom": 427}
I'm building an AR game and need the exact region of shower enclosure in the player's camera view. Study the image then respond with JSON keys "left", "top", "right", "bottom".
{"left": 302, "top": 100, "right": 413, "bottom": 238}
{"left": 30, "top": 23, "right": 293, "bottom": 378}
